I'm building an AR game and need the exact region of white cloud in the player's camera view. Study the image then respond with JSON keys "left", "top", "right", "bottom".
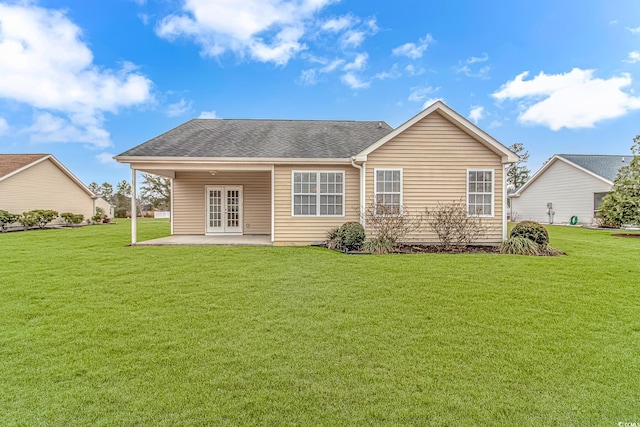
{"left": 341, "top": 30, "right": 365, "bottom": 47}
{"left": 96, "top": 152, "right": 117, "bottom": 164}
{"left": 469, "top": 105, "right": 485, "bottom": 124}
{"left": 343, "top": 53, "right": 368, "bottom": 71}
{"left": 320, "top": 59, "right": 344, "bottom": 73}
{"left": 341, "top": 72, "right": 369, "bottom": 89}
{"left": 0, "top": 117, "right": 9, "bottom": 135}
{"left": 455, "top": 53, "right": 491, "bottom": 79}
{"left": 0, "top": 4, "right": 153, "bottom": 147}
{"left": 374, "top": 64, "right": 400, "bottom": 80}
{"left": 627, "top": 26, "right": 640, "bottom": 34}
{"left": 198, "top": 110, "right": 217, "bottom": 119}
{"left": 156, "top": 0, "right": 333, "bottom": 66}
{"left": 321, "top": 16, "right": 353, "bottom": 32}
{"left": 488, "top": 120, "right": 502, "bottom": 129}
{"left": 609, "top": 20, "right": 618, "bottom": 25}
{"left": 493, "top": 68, "right": 640, "bottom": 130}
{"left": 408, "top": 86, "right": 439, "bottom": 102}
{"left": 405, "top": 64, "right": 425, "bottom": 76}
{"left": 392, "top": 34, "right": 433, "bottom": 59}
{"left": 296, "top": 68, "right": 318, "bottom": 85}
{"left": 166, "top": 98, "right": 192, "bottom": 117}
{"left": 422, "top": 98, "right": 443, "bottom": 110}
{"left": 624, "top": 51, "right": 640, "bottom": 63}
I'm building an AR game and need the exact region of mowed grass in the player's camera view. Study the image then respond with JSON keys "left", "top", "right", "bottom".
{"left": 1, "top": 220, "right": 639, "bottom": 425}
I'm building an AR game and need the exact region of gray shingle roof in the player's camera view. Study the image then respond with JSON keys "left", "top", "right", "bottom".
{"left": 118, "top": 119, "right": 394, "bottom": 159}
{"left": 558, "top": 154, "right": 630, "bottom": 182}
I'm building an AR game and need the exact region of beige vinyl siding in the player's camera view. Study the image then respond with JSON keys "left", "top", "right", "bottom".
{"left": 173, "top": 171, "right": 270, "bottom": 235}
{"left": 366, "top": 111, "right": 504, "bottom": 243}
{"left": 511, "top": 160, "right": 612, "bottom": 224}
{"left": 273, "top": 165, "right": 359, "bottom": 245}
{"left": 0, "top": 158, "right": 95, "bottom": 220}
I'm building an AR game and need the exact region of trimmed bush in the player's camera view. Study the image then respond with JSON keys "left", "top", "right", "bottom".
{"left": 337, "top": 221, "right": 366, "bottom": 251}
{"left": 60, "top": 212, "right": 84, "bottom": 225}
{"left": 18, "top": 211, "right": 40, "bottom": 230}
{"left": 0, "top": 210, "right": 19, "bottom": 232}
{"left": 29, "top": 210, "right": 59, "bottom": 228}
{"left": 510, "top": 220, "right": 549, "bottom": 245}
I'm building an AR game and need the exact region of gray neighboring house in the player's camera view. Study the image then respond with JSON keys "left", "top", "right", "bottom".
{"left": 510, "top": 154, "right": 628, "bottom": 225}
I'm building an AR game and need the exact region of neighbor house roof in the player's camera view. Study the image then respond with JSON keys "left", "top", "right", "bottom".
{"left": 0, "top": 153, "right": 97, "bottom": 198}
{"left": 117, "top": 119, "right": 394, "bottom": 159}
{"left": 557, "top": 154, "right": 629, "bottom": 182}
{"left": 0, "top": 154, "right": 48, "bottom": 179}
{"left": 511, "top": 154, "right": 629, "bottom": 197}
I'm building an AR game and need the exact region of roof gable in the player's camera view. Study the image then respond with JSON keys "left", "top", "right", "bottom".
{"left": 354, "top": 101, "right": 519, "bottom": 163}
{"left": 0, "top": 154, "right": 48, "bottom": 179}
{"left": 117, "top": 119, "right": 394, "bottom": 159}
{"left": 511, "top": 154, "right": 628, "bottom": 197}
{"left": 0, "top": 154, "right": 96, "bottom": 198}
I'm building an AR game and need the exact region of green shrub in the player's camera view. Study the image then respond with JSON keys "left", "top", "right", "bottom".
{"left": 499, "top": 236, "right": 541, "bottom": 255}
{"left": 0, "top": 210, "right": 19, "bottom": 232}
{"left": 29, "top": 209, "right": 59, "bottom": 228}
{"left": 18, "top": 211, "right": 40, "bottom": 230}
{"left": 337, "top": 221, "right": 365, "bottom": 251}
{"left": 92, "top": 207, "right": 107, "bottom": 224}
{"left": 510, "top": 220, "right": 549, "bottom": 245}
{"left": 364, "top": 237, "right": 394, "bottom": 254}
{"left": 60, "top": 212, "right": 84, "bottom": 225}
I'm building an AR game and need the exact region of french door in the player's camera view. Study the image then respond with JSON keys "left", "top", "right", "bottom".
{"left": 206, "top": 186, "right": 243, "bottom": 234}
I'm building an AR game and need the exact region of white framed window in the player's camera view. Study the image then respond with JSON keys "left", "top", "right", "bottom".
{"left": 374, "top": 168, "right": 402, "bottom": 216}
{"left": 467, "top": 169, "right": 494, "bottom": 217}
{"left": 292, "top": 171, "right": 344, "bottom": 216}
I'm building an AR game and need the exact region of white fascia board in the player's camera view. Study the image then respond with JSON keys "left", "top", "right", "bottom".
{"left": 115, "top": 156, "right": 352, "bottom": 165}
{"left": 355, "top": 100, "right": 519, "bottom": 163}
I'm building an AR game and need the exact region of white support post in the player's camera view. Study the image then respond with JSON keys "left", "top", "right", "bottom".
{"left": 170, "top": 177, "right": 174, "bottom": 235}
{"left": 131, "top": 168, "right": 137, "bottom": 245}
{"left": 502, "top": 164, "right": 509, "bottom": 240}
{"left": 270, "top": 164, "right": 275, "bottom": 243}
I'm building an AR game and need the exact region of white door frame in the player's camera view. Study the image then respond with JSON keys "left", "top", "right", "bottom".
{"left": 205, "top": 185, "right": 243, "bottom": 235}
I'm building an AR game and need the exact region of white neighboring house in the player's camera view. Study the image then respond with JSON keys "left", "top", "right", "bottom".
{"left": 0, "top": 154, "right": 113, "bottom": 222}
{"left": 509, "top": 154, "right": 628, "bottom": 225}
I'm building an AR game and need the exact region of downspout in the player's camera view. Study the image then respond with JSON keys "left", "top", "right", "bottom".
{"left": 351, "top": 157, "right": 365, "bottom": 227}
{"left": 131, "top": 167, "right": 137, "bottom": 245}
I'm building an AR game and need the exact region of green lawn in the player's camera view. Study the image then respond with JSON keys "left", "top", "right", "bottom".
{"left": 1, "top": 220, "right": 639, "bottom": 425}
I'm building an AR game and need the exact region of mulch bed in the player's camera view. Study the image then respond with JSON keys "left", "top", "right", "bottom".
{"left": 611, "top": 233, "right": 640, "bottom": 239}
{"left": 338, "top": 245, "right": 500, "bottom": 255}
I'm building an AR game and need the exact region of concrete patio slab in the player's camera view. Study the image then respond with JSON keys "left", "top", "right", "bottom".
{"left": 135, "top": 234, "right": 272, "bottom": 246}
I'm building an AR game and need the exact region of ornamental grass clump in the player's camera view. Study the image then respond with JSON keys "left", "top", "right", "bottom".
{"left": 500, "top": 221, "right": 563, "bottom": 256}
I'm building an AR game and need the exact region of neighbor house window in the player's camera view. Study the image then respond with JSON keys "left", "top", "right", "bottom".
{"left": 467, "top": 169, "right": 493, "bottom": 216}
{"left": 292, "top": 171, "right": 344, "bottom": 216}
{"left": 594, "top": 192, "right": 608, "bottom": 216}
{"left": 374, "top": 169, "right": 402, "bottom": 216}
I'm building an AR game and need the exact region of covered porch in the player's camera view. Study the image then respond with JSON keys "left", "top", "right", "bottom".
{"left": 127, "top": 162, "right": 274, "bottom": 246}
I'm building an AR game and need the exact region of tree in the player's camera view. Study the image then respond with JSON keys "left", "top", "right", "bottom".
{"left": 114, "top": 180, "right": 132, "bottom": 218}
{"left": 597, "top": 135, "right": 640, "bottom": 227}
{"left": 88, "top": 182, "right": 115, "bottom": 204}
{"left": 507, "top": 142, "right": 530, "bottom": 192}
{"left": 141, "top": 173, "right": 171, "bottom": 210}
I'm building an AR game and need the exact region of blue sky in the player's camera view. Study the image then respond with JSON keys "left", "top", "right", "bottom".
{"left": 1, "top": 0, "right": 640, "bottom": 185}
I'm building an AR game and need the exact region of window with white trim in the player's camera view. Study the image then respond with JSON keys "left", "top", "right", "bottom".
{"left": 374, "top": 169, "right": 402, "bottom": 216}
{"left": 467, "top": 169, "right": 493, "bottom": 216}
{"left": 292, "top": 171, "right": 344, "bottom": 216}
